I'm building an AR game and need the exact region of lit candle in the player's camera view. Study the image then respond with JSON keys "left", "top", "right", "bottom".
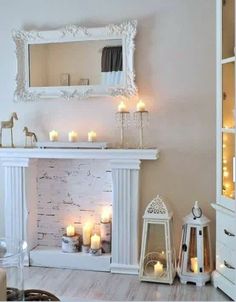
{"left": 118, "top": 101, "right": 127, "bottom": 112}
{"left": 91, "top": 234, "right": 101, "bottom": 250}
{"left": 83, "top": 223, "right": 92, "bottom": 245}
{"left": 190, "top": 257, "right": 198, "bottom": 273}
{"left": 66, "top": 224, "right": 75, "bottom": 237}
{"left": 154, "top": 261, "right": 163, "bottom": 276}
{"left": 101, "top": 207, "right": 111, "bottom": 223}
{"left": 68, "top": 131, "right": 78, "bottom": 142}
{"left": 136, "top": 99, "right": 146, "bottom": 112}
{"left": 49, "top": 130, "right": 59, "bottom": 142}
{"left": 88, "top": 131, "right": 97, "bottom": 142}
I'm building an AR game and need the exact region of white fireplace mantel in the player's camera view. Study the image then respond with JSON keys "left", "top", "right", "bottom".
{"left": 0, "top": 148, "right": 159, "bottom": 275}
{"left": 0, "top": 148, "right": 158, "bottom": 160}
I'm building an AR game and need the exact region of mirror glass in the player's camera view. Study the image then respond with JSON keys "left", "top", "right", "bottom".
{"left": 29, "top": 39, "right": 123, "bottom": 87}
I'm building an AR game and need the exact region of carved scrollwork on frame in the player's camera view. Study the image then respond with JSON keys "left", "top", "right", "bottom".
{"left": 60, "top": 25, "right": 90, "bottom": 38}
{"left": 12, "top": 21, "right": 138, "bottom": 102}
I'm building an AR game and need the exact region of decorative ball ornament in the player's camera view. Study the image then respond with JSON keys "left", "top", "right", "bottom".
{"left": 177, "top": 201, "right": 213, "bottom": 286}
{"left": 139, "top": 195, "right": 176, "bottom": 284}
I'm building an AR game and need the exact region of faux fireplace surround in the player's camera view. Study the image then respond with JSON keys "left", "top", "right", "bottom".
{"left": 0, "top": 148, "right": 158, "bottom": 275}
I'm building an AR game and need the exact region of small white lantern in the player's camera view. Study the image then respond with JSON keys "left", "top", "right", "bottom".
{"left": 139, "top": 195, "right": 176, "bottom": 284}
{"left": 177, "top": 201, "right": 213, "bottom": 286}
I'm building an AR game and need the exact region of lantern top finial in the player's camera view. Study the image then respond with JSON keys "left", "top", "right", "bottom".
{"left": 184, "top": 201, "right": 210, "bottom": 225}
{"left": 143, "top": 195, "right": 173, "bottom": 219}
{"left": 192, "top": 201, "right": 202, "bottom": 219}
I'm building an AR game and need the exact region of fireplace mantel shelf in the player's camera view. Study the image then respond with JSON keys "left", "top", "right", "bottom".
{"left": 0, "top": 148, "right": 159, "bottom": 160}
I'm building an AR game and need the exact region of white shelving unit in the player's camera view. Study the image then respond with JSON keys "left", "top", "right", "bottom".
{"left": 212, "top": 1, "right": 236, "bottom": 300}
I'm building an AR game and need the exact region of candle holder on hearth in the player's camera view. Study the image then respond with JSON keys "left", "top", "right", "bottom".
{"left": 134, "top": 110, "right": 149, "bottom": 149}
{"left": 89, "top": 248, "right": 102, "bottom": 256}
{"left": 82, "top": 245, "right": 90, "bottom": 253}
{"left": 62, "top": 234, "right": 80, "bottom": 253}
{"left": 116, "top": 111, "right": 130, "bottom": 148}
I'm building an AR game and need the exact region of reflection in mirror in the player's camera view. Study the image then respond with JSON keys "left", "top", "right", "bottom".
{"left": 29, "top": 39, "right": 123, "bottom": 88}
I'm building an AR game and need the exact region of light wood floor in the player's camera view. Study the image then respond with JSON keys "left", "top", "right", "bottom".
{"left": 24, "top": 267, "right": 230, "bottom": 301}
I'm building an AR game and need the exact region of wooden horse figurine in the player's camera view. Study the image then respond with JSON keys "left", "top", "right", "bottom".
{"left": 0, "top": 112, "right": 18, "bottom": 147}
{"left": 23, "top": 127, "right": 37, "bottom": 148}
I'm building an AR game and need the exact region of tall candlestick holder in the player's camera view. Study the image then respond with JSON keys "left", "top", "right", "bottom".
{"left": 116, "top": 111, "right": 130, "bottom": 148}
{"left": 134, "top": 110, "right": 149, "bottom": 149}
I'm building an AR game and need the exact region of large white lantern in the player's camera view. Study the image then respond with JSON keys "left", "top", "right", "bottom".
{"left": 139, "top": 195, "right": 176, "bottom": 284}
{"left": 177, "top": 201, "right": 213, "bottom": 286}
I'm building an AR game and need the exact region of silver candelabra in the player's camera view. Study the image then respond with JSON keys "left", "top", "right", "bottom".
{"left": 116, "top": 111, "right": 130, "bottom": 148}
{"left": 134, "top": 110, "right": 149, "bottom": 149}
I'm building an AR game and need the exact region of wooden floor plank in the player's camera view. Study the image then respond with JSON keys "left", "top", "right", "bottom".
{"left": 23, "top": 267, "right": 230, "bottom": 301}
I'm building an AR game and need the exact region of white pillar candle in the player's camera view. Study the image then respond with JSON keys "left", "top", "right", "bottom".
{"left": 136, "top": 100, "right": 146, "bottom": 112}
{"left": 83, "top": 223, "right": 92, "bottom": 245}
{"left": 88, "top": 131, "right": 97, "bottom": 142}
{"left": 66, "top": 224, "right": 75, "bottom": 237}
{"left": 49, "top": 130, "right": 59, "bottom": 142}
{"left": 154, "top": 261, "right": 163, "bottom": 276}
{"left": 101, "top": 207, "right": 111, "bottom": 223}
{"left": 191, "top": 257, "right": 198, "bottom": 273}
{"left": 68, "top": 131, "right": 78, "bottom": 142}
{"left": 118, "top": 101, "right": 127, "bottom": 112}
{"left": 91, "top": 234, "right": 101, "bottom": 250}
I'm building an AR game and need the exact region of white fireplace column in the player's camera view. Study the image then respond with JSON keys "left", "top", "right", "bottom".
{"left": 2, "top": 158, "right": 38, "bottom": 253}
{"left": 110, "top": 159, "right": 141, "bottom": 275}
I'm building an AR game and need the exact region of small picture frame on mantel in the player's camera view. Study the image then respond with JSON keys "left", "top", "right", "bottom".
{"left": 60, "top": 73, "right": 70, "bottom": 86}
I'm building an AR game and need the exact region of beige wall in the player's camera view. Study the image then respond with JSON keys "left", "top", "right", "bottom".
{"left": 0, "top": 0, "right": 216, "bottom": 256}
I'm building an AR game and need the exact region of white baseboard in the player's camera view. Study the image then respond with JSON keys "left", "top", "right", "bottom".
{"left": 110, "top": 263, "right": 139, "bottom": 275}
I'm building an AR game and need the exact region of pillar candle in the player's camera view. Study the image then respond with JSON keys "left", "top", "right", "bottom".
{"left": 88, "top": 131, "right": 97, "bottom": 142}
{"left": 118, "top": 101, "right": 127, "bottom": 112}
{"left": 136, "top": 100, "right": 146, "bottom": 112}
{"left": 154, "top": 261, "right": 163, "bottom": 276}
{"left": 83, "top": 223, "right": 92, "bottom": 245}
{"left": 101, "top": 208, "right": 111, "bottom": 223}
{"left": 91, "top": 234, "right": 101, "bottom": 250}
{"left": 66, "top": 224, "right": 75, "bottom": 237}
{"left": 49, "top": 130, "right": 59, "bottom": 142}
{"left": 191, "top": 257, "right": 198, "bottom": 273}
{"left": 68, "top": 131, "right": 78, "bottom": 142}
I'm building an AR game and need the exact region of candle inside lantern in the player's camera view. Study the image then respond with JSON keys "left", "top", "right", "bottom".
{"left": 83, "top": 223, "right": 92, "bottom": 245}
{"left": 88, "top": 131, "right": 97, "bottom": 142}
{"left": 101, "top": 207, "right": 111, "bottom": 223}
{"left": 91, "top": 234, "right": 101, "bottom": 250}
{"left": 136, "top": 99, "right": 146, "bottom": 112}
{"left": 118, "top": 101, "right": 127, "bottom": 112}
{"left": 68, "top": 131, "right": 78, "bottom": 142}
{"left": 49, "top": 130, "right": 59, "bottom": 142}
{"left": 154, "top": 261, "right": 163, "bottom": 276}
{"left": 66, "top": 224, "right": 75, "bottom": 237}
{"left": 190, "top": 257, "right": 198, "bottom": 273}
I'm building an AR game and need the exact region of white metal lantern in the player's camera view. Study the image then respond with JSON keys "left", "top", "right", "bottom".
{"left": 139, "top": 195, "right": 176, "bottom": 284}
{"left": 177, "top": 201, "right": 213, "bottom": 286}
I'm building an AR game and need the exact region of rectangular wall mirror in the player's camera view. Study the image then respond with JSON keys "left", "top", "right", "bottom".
{"left": 13, "top": 21, "right": 137, "bottom": 101}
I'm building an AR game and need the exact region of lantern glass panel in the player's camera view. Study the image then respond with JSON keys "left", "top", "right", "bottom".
{"left": 187, "top": 227, "right": 198, "bottom": 273}
{"left": 203, "top": 227, "right": 211, "bottom": 272}
{"left": 143, "top": 223, "right": 167, "bottom": 279}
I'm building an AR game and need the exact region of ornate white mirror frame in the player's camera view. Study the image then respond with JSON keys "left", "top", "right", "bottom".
{"left": 13, "top": 21, "right": 137, "bottom": 101}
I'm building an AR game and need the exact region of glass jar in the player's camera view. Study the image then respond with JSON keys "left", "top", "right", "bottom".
{"left": 0, "top": 238, "right": 27, "bottom": 301}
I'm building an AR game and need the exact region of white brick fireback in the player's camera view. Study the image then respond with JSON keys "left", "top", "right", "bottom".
{"left": 37, "top": 159, "right": 112, "bottom": 247}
